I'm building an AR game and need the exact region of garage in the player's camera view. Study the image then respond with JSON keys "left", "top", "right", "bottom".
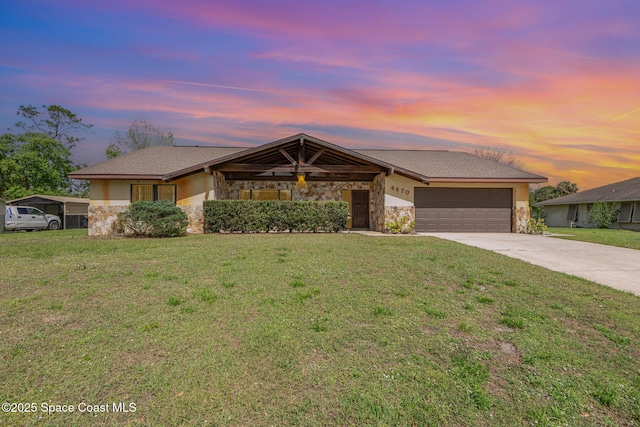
{"left": 415, "top": 188, "right": 512, "bottom": 232}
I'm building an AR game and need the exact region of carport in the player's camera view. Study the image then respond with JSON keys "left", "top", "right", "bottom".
{"left": 0, "top": 198, "right": 5, "bottom": 231}
{"left": 7, "top": 195, "right": 89, "bottom": 229}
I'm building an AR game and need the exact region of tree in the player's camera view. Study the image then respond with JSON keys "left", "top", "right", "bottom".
{"left": 587, "top": 202, "right": 618, "bottom": 228}
{"left": 106, "top": 119, "right": 175, "bottom": 159}
{"left": 529, "top": 181, "right": 579, "bottom": 219}
{"left": 473, "top": 145, "right": 523, "bottom": 169}
{"left": 531, "top": 181, "right": 579, "bottom": 204}
{"left": 555, "top": 181, "right": 578, "bottom": 197}
{"left": 15, "top": 104, "right": 93, "bottom": 149}
{"left": 0, "top": 133, "right": 76, "bottom": 199}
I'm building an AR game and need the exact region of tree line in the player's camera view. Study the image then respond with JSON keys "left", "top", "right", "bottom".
{"left": 1, "top": 105, "right": 173, "bottom": 200}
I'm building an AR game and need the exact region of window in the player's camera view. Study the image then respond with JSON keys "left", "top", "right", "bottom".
{"left": 131, "top": 184, "right": 176, "bottom": 202}
{"left": 238, "top": 190, "right": 291, "bottom": 200}
{"left": 633, "top": 202, "right": 640, "bottom": 223}
{"left": 16, "top": 207, "right": 44, "bottom": 215}
{"left": 566, "top": 204, "right": 578, "bottom": 222}
{"left": 618, "top": 203, "right": 633, "bottom": 223}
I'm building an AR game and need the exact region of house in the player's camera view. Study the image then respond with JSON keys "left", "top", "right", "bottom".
{"left": 68, "top": 133, "right": 547, "bottom": 235}
{"left": 7, "top": 194, "right": 89, "bottom": 229}
{"left": 536, "top": 177, "right": 640, "bottom": 230}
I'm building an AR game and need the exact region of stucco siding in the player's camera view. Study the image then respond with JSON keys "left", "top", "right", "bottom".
{"left": 176, "top": 173, "right": 215, "bottom": 207}
{"left": 543, "top": 205, "right": 570, "bottom": 227}
{"left": 384, "top": 175, "right": 530, "bottom": 233}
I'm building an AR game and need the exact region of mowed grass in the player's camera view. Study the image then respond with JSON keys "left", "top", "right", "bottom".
{"left": 1, "top": 230, "right": 639, "bottom": 426}
{"left": 549, "top": 227, "right": 640, "bottom": 250}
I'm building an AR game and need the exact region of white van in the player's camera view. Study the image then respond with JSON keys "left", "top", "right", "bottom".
{"left": 5, "top": 206, "right": 61, "bottom": 231}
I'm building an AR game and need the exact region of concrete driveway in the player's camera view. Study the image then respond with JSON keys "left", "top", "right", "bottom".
{"left": 422, "top": 233, "right": 640, "bottom": 296}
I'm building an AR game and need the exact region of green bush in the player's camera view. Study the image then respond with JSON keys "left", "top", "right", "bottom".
{"left": 385, "top": 215, "right": 415, "bottom": 234}
{"left": 525, "top": 217, "right": 547, "bottom": 234}
{"left": 204, "top": 200, "right": 348, "bottom": 233}
{"left": 587, "top": 202, "right": 618, "bottom": 229}
{"left": 117, "top": 200, "right": 188, "bottom": 237}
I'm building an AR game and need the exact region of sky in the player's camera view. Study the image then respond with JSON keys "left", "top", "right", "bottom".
{"left": 1, "top": 0, "right": 639, "bottom": 190}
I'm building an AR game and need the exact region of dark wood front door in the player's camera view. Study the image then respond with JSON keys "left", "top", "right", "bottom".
{"left": 351, "top": 190, "right": 370, "bottom": 229}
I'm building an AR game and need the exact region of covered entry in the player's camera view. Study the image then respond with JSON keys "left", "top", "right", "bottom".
{"left": 415, "top": 188, "right": 512, "bottom": 232}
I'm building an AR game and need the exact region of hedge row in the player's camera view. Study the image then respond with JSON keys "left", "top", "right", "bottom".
{"left": 204, "top": 200, "right": 349, "bottom": 233}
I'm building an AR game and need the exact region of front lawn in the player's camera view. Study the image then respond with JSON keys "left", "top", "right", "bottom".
{"left": 549, "top": 227, "right": 640, "bottom": 250}
{"left": 1, "top": 230, "right": 639, "bottom": 426}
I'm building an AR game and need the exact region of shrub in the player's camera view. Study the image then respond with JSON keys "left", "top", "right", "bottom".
{"left": 525, "top": 217, "right": 547, "bottom": 234}
{"left": 385, "top": 215, "right": 415, "bottom": 234}
{"left": 587, "top": 202, "right": 618, "bottom": 229}
{"left": 204, "top": 200, "right": 348, "bottom": 233}
{"left": 117, "top": 200, "right": 188, "bottom": 237}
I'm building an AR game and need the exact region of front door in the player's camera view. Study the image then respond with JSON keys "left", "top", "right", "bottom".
{"left": 351, "top": 190, "right": 370, "bottom": 229}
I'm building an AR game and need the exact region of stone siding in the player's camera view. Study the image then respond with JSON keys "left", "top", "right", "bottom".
{"left": 384, "top": 206, "right": 415, "bottom": 233}
{"left": 371, "top": 173, "right": 386, "bottom": 232}
{"left": 182, "top": 206, "right": 204, "bottom": 234}
{"left": 226, "top": 180, "right": 372, "bottom": 201}
{"left": 514, "top": 201, "right": 529, "bottom": 233}
{"left": 88, "top": 205, "right": 127, "bottom": 236}
{"left": 89, "top": 204, "right": 203, "bottom": 236}
{"left": 213, "top": 171, "right": 227, "bottom": 200}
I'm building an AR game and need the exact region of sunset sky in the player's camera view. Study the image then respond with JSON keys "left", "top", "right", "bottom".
{"left": 1, "top": 1, "right": 639, "bottom": 190}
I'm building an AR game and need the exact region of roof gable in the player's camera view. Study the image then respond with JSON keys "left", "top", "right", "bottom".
{"left": 165, "top": 133, "right": 428, "bottom": 182}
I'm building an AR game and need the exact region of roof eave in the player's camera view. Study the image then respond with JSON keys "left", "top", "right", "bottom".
{"left": 538, "top": 197, "right": 640, "bottom": 207}
{"left": 68, "top": 174, "right": 166, "bottom": 181}
{"left": 428, "top": 177, "right": 547, "bottom": 183}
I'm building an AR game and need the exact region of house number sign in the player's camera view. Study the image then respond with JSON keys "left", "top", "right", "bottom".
{"left": 390, "top": 186, "right": 410, "bottom": 195}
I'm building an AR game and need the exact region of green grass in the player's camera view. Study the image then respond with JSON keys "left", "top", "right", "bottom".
{"left": 1, "top": 229, "right": 640, "bottom": 426}
{"left": 549, "top": 227, "right": 640, "bottom": 250}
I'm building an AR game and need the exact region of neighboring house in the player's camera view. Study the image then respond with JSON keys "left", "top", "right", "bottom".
{"left": 7, "top": 195, "right": 89, "bottom": 229}
{"left": 536, "top": 177, "right": 640, "bottom": 230}
{"left": 68, "top": 133, "right": 547, "bottom": 235}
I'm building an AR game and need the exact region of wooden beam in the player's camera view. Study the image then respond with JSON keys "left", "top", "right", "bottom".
{"left": 298, "top": 142, "right": 305, "bottom": 165}
{"left": 279, "top": 148, "right": 298, "bottom": 165}
{"left": 313, "top": 165, "right": 385, "bottom": 173}
{"left": 213, "top": 163, "right": 385, "bottom": 173}
{"left": 215, "top": 163, "right": 284, "bottom": 172}
{"left": 306, "top": 149, "right": 325, "bottom": 165}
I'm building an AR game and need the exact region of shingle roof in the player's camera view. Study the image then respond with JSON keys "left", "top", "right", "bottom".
{"left": 69, "top": 146, "right": 245, "bottom": 179}
{"left": 536, "top": 177, "right": 640, "bottom": 206}
{"left": 357, "top": 150, "right": 546, "bottom": 181}
{"left": 69, "top": 136, "right": 547, "bottom": 183}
